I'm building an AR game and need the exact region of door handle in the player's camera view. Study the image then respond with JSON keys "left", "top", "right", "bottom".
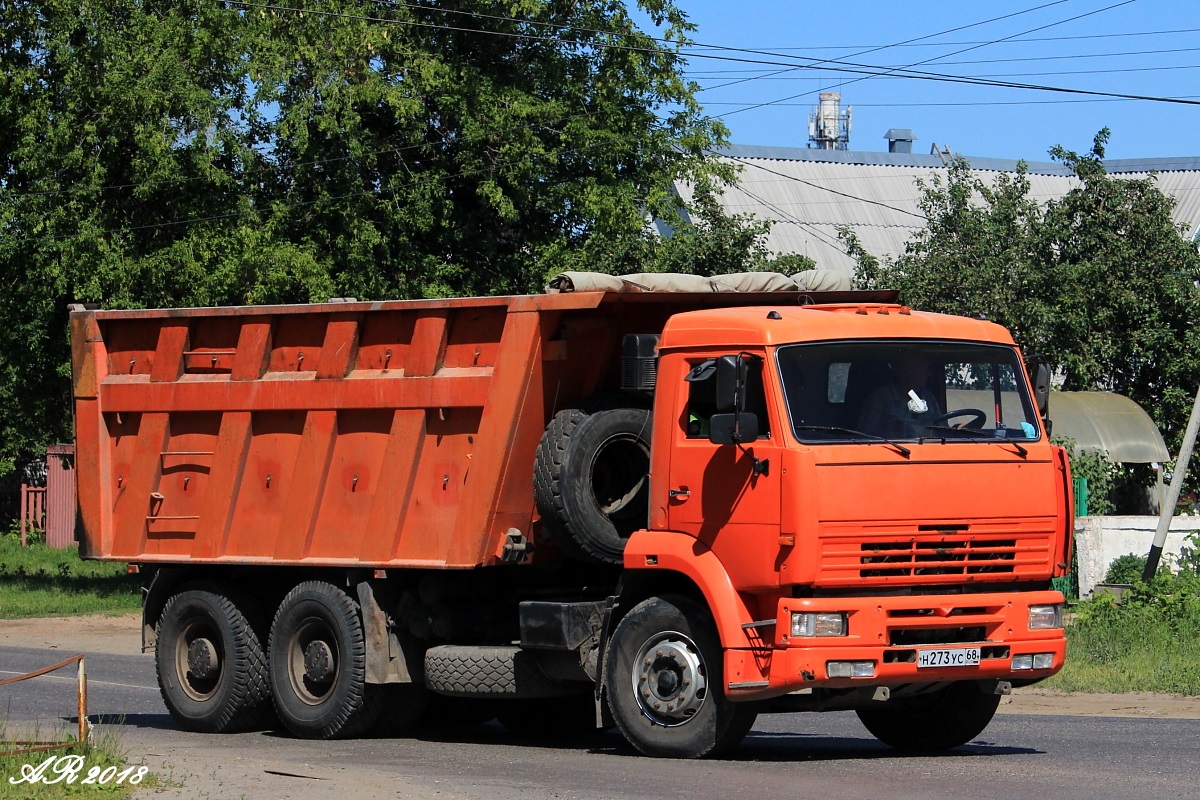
{"left": 669, "top": 488, "right": 691, "bottom": 499}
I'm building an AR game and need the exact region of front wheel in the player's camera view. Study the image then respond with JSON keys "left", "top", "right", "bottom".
{"left": 856, "top": 681, "right": 1001, "bottom": 751}
{"left": 604, "top": 595, "right": 756, "bottom": 759}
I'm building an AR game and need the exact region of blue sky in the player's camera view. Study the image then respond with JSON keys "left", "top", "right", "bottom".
{"left": 650, "top": 0, "right": 1197, "bottom": 161}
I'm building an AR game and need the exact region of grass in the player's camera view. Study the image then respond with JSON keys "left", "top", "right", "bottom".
{"left": 0, "top": 719, "right": 151, "bottom": 799}
{"left": 1041, "top": 575, "right": 1200, "bottom": 695}
{"left": 0, "top": 537, "right": 140, "bottom": 619}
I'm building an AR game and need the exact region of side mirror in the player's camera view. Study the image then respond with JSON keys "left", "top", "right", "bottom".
{"left": 715, "top": 355, "right": 748, "bottom": 412}
{"left": 709, "top": 412, "right": 759, "bottom": 445}
{"left": 1033, "top": 362, "right": 1051, "bottom": 417}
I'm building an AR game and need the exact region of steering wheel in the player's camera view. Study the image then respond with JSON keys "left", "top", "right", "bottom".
{"left": 928, "top": 408, "right": 987, "bottom": 430}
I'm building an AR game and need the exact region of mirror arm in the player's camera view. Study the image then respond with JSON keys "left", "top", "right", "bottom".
{"left": 735, "top": 442, "right": 770, "bottom": 477}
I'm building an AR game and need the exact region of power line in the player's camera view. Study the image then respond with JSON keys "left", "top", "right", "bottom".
{"left": 707, "top": 0, "right": 1144, "bottom": 119}
{"left": 726, "top": 156, "right": 927, "bottom": 222}
{"left": 695, "top": 0, "right": 1076, "bottom": 94}
{"left": 693, "top": 61, "right": 1200, "bottom": 84}
{"left": 724, "top": 183, "right": 850, "bottom": 252}
{"left": 220, "top": 0, "right": 1200, "bottom": 109}
{"left": 703, "top": 95, "right": 1200, "bottom": 108}
{"left": 688, "top": 44, "right": 1200, "bottom": 76}
{"left": 692, "top": 26, "right": 1200, "bottom": 52}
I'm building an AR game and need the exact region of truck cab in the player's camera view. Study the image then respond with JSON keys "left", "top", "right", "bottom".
{"left": 603, "top": 301, "right": 1070, "bottom": 756}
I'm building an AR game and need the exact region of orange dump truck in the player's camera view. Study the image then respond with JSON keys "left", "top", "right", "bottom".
{"left": 69, "top": 281, "right": 1071, "bottom": 758}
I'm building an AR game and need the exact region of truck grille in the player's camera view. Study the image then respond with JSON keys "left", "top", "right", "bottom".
{"left": 813, "top": 525, "right": 1057, "bottom": 588}
{"left": 860, "top": 539, "right": 1017, "bottom": 578}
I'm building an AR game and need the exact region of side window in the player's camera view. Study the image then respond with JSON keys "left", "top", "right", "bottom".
{"left": 743, "top": 360, "right": 771, "bottom": 437}
{"left": 683, "top": 358, "right": 771, "bottom": 439}
{"left": 686, "top": 362, "right": 719, "bottom": 438}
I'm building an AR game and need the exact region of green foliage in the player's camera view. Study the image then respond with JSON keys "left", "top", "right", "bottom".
{"left": 864, "top": 130, "right": 1200, "bottom": 468}
{"left": 1048, "top": 537, "right": 1200, "bottom": 694}
{"left": 552, "top": 181, "right": 815, "bottom": 277}
{"left": 1104, "top": 553, "right": 1149, "bottom": 584}
{"left": 1053, "top": 436, "right": 1117, "bottom": 515}
{"left": 0, "top": 0, "right": 734, "bottom": 477}
{"left": 0, "top": 539, "right": 141, "bottom": 618}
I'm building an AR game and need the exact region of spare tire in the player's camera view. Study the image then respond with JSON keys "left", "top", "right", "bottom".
{"left": 534, "top": 406, "right": 652, "bottom": 565}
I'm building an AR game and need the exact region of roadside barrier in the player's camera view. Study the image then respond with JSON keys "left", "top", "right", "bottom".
{"left": 0, "top": 654, "right": 88, "bottom": 756}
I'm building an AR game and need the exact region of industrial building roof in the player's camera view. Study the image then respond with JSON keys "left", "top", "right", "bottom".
{"left": 673, "top": 144, "right": 1200, "bottom": 275}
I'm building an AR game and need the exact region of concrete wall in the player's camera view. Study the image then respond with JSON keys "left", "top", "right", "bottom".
{"left": 1075, "top": 516, "right": 1200, "bottom": 596}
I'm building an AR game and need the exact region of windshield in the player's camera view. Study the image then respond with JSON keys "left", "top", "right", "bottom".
{"left": 777, "top": 340, "right": 1041, "bottom": 444}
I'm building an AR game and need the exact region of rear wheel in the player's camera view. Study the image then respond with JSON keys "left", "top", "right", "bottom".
{"left": 269, "top": 581, "right": 381, "bottom": 739}
{"left": 604, "top": 595, "right": 756, "bottom": 759}
{"left": 155, "top": 586, "right": 270, "bottom": 733}
{"left": 856, "top": 681, "right": 1001, "bottom": 751}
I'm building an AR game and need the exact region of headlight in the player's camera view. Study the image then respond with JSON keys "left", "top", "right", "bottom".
{"left": 791, "top": 612, "right": 847, "bottom": 637}
{"left": 1028, "top": 604, "right": 1064, "bottom": 629}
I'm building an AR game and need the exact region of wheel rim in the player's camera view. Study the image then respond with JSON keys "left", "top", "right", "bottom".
{"left": 631, "top": 630, "right": 708, "bottom": 726}
{"left": 287, "top": 615, "right": 340, "bottom": 705}
{"left": 588, "top": 433, "right": 650, "bottom": 531}
{"left": 174, "top": 616, "right": 223, "bottom": 702}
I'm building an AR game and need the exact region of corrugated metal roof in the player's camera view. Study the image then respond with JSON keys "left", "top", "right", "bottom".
{"left": 677, "top": 144, "right": 1200, "bottom": 273}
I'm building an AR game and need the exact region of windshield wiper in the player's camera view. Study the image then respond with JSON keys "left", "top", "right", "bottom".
{"left": 923, "top": 425, "right": 1027, "bottom": 457}
{"left": 793, "top": 425, "right": 911, "bottom": 458}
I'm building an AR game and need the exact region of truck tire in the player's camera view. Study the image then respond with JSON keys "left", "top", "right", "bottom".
{"left": 155, "top": 586, "right": 270, "bottom": 733}
{"left": 604, "top": 595, "right": 757, "bottom": 759}
{"left": 534, "top": 406, "right": 652, "bottom": 565}
{"left": 855, "top": 681, "right": 1002, "bottom": 751}
{"left": 424, "top": 645, "right": 577, "bottom": 699}
{"left": 268, "top": 581, "right": 381, "bottom": 739}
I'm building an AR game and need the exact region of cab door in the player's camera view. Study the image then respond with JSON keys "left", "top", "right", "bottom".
{"left": 665, "top": 354, "right": 782, "bottom": 590}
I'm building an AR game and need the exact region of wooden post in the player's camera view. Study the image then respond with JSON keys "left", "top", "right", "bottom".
{"left": 78, "top": 656, "right": 88, "bottom": 746}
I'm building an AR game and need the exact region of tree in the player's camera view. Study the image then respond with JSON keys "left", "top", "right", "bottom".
{"left": 859, "top": 130, "right": 1200, "bottom": 454}
{"left": 556, "top": 180, "right": 816, "bottom": 276}
{"left": 0, "top": 0, "right": 733, "bottom": 477}
{"left": 243, "top": 0, "right": 733, "bottom": 297}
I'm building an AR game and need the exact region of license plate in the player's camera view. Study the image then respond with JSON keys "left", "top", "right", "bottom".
{"left": 917, "top": 646, "right": 981, "bottom": 668}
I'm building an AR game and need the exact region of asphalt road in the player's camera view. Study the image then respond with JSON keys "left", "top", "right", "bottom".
{"left": 2, "top": 643, "right": 1198, "bottom": 800}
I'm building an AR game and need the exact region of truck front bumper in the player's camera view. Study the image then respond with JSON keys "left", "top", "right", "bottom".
{"left": 724, "top": 589, "right": 1067, "bottom": 700}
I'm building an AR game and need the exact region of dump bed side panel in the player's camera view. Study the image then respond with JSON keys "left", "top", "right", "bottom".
{"left": 73, "top": 297, "right": 571, "bottom": 567}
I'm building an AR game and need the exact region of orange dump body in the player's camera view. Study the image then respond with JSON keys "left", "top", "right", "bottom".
{"left": 70, "top": 291, "right": 815, "bottom": 568}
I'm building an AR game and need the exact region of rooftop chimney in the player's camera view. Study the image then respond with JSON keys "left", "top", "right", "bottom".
{"left": 884, "top": 129, "right": 916, "bottom": 154}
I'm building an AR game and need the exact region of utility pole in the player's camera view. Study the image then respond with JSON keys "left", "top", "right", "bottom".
{"left": 1143, "top": 383, "right": 1200, "bottom": 581}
